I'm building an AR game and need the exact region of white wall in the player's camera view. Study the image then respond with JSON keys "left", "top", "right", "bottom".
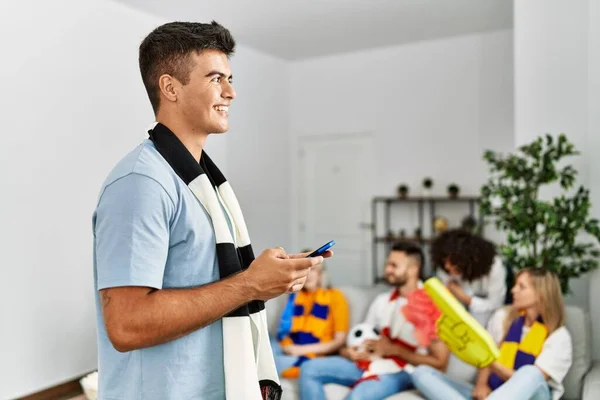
{"left": 289, "top": 30, "right": 514, "bottom": 265}
{"left": 0, "top": 1, "right": 289, "bottom": 398}
{"left": 514, "top": 0, "right": 600, "bottom": 357}
{"left": 0, "top": 2, "right": 161, "bottom": 398}
{"left": 513, "top": 0, "right": 595, "bottom": 311}
{"left": 587, "top": 0, "right": 600, "bottom": 361}
{"left": 227, "top": 47, "right": 291, "bottom": 252}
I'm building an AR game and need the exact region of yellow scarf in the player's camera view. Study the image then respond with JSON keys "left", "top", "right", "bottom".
{"left": 488, "top": 313, "right": 548, "bottom": 389}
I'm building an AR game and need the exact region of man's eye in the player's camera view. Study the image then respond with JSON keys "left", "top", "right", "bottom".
{"left": 212, "top": 76, "right": 221, "bottom": 83}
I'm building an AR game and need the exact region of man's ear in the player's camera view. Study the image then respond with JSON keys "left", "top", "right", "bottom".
{"left": 409, "top": 263, "right": 421, "bottom": 278}
{"left": 158, "top": 74, "right": 178, "bottom": 104}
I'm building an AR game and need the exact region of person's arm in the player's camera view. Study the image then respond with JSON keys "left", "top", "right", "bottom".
{"left": 475, "top": 367, "right": 492, "bottom": 386}
{"left": 339, "top": 345, "right": 370, "bottom": 361}
{"left": 392, "top": 339, "right": 450, "bottom": 370}
{"left": 366, "top": 337, "right": 450, "bottom": 370}
{"left": 102, "top": 250, "right": 319, "bottom": 352}
{"left": 102, "top": 274, "right": 252, "bottom": 352}
{"left": 471, "top": 367, "right": 493, "bottom": 400}
{"left": 469, "top": 258, "right": 507, "bottom": 313}
{"left": 96, "top": 175, "right": 324, "bottom": 352}
{"left": 489, "top": 361, "right": 514, "bottom": 381}
{"left": 286, "top": 332, "right": 347, "bottom": 356}
{"left": 534, "top": 327, "right": 573, "bottom": 383}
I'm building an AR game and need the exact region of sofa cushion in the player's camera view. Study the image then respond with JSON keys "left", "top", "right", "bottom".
{"left": 562, "top": 306, "right": 592, "bottom": 400}
{"left": 582, "top": 361, "right": 600, "bottom": 400}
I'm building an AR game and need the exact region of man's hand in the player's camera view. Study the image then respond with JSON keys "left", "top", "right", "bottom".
{"left": 244, "top": 248, "right": 324, "bottom": 301}
{"left": 340, "top": 346, "right": 370, "bottom": 361}
{"left": 363, "top": 336, "right": 396, "bottom": 358}
{"left": 471, "top": 384, "right": 491, "bottom": 400}
{"left": 446, "top": 281, "right": 472, "bottom": 306}
{"left": 287, "top": 249, "right": 334, "bottom": 260}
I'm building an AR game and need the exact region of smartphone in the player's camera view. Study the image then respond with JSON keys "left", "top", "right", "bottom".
{"left": 306, "top": 240, "right": 336, "bottom": 258}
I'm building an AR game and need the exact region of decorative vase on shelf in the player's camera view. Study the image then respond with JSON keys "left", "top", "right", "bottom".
{"left": 434, "top": 216, "right": 449, "bottom": 235}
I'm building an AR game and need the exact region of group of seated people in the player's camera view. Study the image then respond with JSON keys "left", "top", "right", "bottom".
{"left": 270, "top": 229, "right": 573, "bottom": 400}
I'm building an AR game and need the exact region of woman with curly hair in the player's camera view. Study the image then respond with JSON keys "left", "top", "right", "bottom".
{"left": 430, "top": 229, "right": 507, "bottom": 326}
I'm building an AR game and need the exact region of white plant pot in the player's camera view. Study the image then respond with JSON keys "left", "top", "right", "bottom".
{"left": 80, "top": 371, "right": 98, "bottom": 400}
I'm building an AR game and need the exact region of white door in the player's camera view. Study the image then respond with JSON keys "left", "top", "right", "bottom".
{"left": 297, "top": 134, "right": 374, "bottom": 287}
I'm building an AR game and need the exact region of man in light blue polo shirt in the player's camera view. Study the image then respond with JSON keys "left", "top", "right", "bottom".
{"left": 93, "top": 21, "right": 328, "bottom": 400}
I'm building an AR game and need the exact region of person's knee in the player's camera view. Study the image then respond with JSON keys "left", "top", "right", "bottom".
{"left": 411, "top": 365, "right": 438, "bottom": 385}
{"left": 515, "top": 365, "right": 545, "bottom": 382}
{"left": 299, "top": 358, "right": 324, "bottom": 381}
{"left": 346, "top": 384, "right": 369, "bottom": 400}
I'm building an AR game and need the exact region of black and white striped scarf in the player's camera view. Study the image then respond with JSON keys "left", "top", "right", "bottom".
{"left": 148, "top": 122, "right": 281, "bottom": 400}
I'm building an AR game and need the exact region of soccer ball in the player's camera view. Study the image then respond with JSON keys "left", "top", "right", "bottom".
{"left": 347, "top": 323, "right": 380, "bottom": 351}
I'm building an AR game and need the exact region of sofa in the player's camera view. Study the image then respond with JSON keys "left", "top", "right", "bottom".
{"left": 265, "top": 285, "right": 600, "bottom": 400}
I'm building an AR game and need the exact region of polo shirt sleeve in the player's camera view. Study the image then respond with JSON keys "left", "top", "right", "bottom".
{"left": 94, "top": 173, "right": 175, "bottom": 290}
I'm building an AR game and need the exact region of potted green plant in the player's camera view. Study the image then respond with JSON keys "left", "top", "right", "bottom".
{"left": 447, "top": 183, "right": 460, "bottom": 199}
{"left": 479, "top": 133, "right": 600, "bottom": 293}
{"left": 397, "top": 184, "right": 409, "bottom": 199}
{"left": 422, "top": 177, "right": 433, "bottom": 197}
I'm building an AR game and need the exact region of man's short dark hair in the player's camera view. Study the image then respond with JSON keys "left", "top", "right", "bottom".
{"left": 430, "top": 229, "right": 497, "bottom": 282}
{"left": 139, "top": 21, "right": 236, "bottom": 114}
{"left": 391, "top": 241, "right": 425, "bottom": 270}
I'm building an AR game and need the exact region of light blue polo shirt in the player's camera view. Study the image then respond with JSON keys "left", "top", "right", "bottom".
{"left": 92, "top": 140, "right": 225, "bottom": 399}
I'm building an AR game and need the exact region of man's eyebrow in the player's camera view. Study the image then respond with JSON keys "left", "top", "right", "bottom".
{"left": 205, "top": 70, "right": 233, "bottom": 79}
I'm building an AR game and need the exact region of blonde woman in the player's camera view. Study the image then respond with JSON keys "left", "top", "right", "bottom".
{"left": 270, "top": 258, "right": 350, "bottom": 378}
{"left": 412, "top": 268, "right": 573, "bottom": 400}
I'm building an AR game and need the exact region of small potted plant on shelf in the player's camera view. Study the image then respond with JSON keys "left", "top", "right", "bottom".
{"left": 447, "top": 183, "right": 460, "bottom": 199}
{"left": 461, "top": 215, "right": 478, "bottom": 233}
{"left": 397, "top": 184, "right": 409, "bottom": 199}
{"left": 414, "top": 227, "right": 422, "bottom": 240}
{"left": 399, "top": 229, "right": 406, "bottom": 238}
{"left": 422, "top": 177, "right": 433, "bottom": 197}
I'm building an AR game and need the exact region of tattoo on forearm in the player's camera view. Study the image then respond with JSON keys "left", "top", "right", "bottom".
{"left": 101, "top": 291, "right": 112, "bottom": 308}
